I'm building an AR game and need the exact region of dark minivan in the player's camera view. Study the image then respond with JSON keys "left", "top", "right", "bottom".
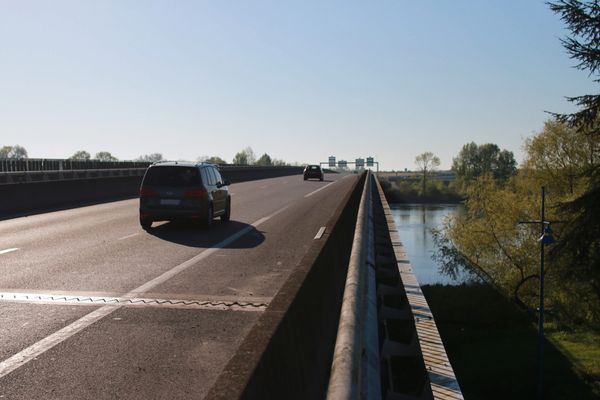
{"left": 139, "top": 162, "right": 231, "bottom": 230}
{"left": 303, "top": 164, "right": 324, "bottom": 181}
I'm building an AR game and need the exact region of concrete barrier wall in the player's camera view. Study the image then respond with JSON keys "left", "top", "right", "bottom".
{"left": 219, "top": 166, "right": 303, "bottom": 183}
{"left": 0, "top": 166, "right": 303, "bottom": 218}
{"left": 207, "top": 173, "right": 366, "bottom": 400}
{"left": 0, "top": 176, "right": 145, "bottom": 218}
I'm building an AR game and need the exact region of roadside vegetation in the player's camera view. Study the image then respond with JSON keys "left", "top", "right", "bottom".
{"left": 378, "top": 177, "right": 462, "bottom": 203}
{"left": 423, "top": 283, "right": 600, "bottom": 399}
{"left": 385, "top": 2, "right": 600, "bottom": 396}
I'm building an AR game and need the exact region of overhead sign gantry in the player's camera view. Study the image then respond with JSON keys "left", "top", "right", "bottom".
{"left": 320, "top": 156, "right": 379, "bottom": 172}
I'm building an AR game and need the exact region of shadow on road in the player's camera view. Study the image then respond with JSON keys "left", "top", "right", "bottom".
{"left": 146, "top": 219, "right": 265, "bottom": 249}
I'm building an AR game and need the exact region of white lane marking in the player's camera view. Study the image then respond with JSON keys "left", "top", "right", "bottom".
{"left": 0, "top": 248, "right": 19, "bottom": 255}
{"left": 283, "top": 181, "right": 288, "bottom": 184}
{"left": 260, "top": 185, "right": 268, "bottom": 189}
{"left": 304, "top": 181, "right": 336, "bottom": 198}
{"left": 118, "top": 233, "right": 139, "bottom": 241}
{"left": 342, "top": 174, "right": 354, "bottom": 179}
{"left": 314, "top": 227, "right": 326, "bottom": 240}
{"left": 0, "top": 204, "right": 291, "bottom": 379}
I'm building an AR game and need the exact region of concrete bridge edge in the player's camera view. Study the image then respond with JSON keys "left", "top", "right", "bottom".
{"left": 373, "top": 176, "right": 464, "bottom": 400}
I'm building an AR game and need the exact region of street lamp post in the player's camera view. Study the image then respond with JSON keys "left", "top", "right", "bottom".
{"left": 519, "top": 186, "right": 558, "bottom": 400}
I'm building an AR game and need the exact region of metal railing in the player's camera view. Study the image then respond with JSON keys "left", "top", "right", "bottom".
{"left": 0, "top": 158, "right": 309, "bottom": 173}
{"left": 327, "top": 171, "right": 382, "bottom": 399}
{"left": 0, "top": 158, "right": 152, "bottom": 172}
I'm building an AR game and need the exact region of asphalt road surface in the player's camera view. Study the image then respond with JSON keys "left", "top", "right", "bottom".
{"left": 0, "top": 172, "right": 359, "bottom": 399}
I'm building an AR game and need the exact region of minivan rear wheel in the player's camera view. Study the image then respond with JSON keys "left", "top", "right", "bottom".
{"left": 221, "top": 199, "right": 231, "bottom": 222}
{"left": 203, "top": 204, "right": 214, "bottom": 228}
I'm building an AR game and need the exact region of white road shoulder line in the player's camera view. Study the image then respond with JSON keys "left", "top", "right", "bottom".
{"left": 118, "top": 233, "right": 139, "bottom": 241}
{"left": 0, "top": 204, "right": 290, "bottom": 379}
{"left": 0, "top": 248, "right": 19, "bottom": 255}
{"left": 304, "top": 181, "right": 336, "bottom": 198}
{"left": 314, "top": 227, "right": 326, "bottom": 240}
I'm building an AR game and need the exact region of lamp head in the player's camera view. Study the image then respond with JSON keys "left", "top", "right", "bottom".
{"left": 539, "top": 226, "right": 556, "bottom": 245}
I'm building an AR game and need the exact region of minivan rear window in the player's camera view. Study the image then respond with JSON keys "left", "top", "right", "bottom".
{"left": 143, "top": 166, "right": 201, "bottom": 187}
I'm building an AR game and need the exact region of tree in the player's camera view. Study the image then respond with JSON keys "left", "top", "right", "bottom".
{"left": 432, "top": 175, "right": 542, "bottom": 309}
{"left": 522, "top": 119, "right": 591, "bottom": 194}
{"left": 452, "top": 142, "right": 517, "bottom": 189}
{"left": 434, "top": 125, "right": 600, "bottom": 323}
{"left": 232, "top": 147, "right": 256, "bottom": 165}
{"left": 415, "top": 151, "right": 440, "bottom": 195}
{"left": 95, "top": 151, "right": 118, "bottom": 161}
{"left": 198, "top": 155, "right": 226, "bottom": 164}
{"left": 136, "top": 153, "right": 163, "bottom": 162}
{"left": 70, "top": 150, "right": 91, "bottom": 161}
{"left": 0, "top": 146, "right": 12, "bottom": 158}
{"left": 272, "top": 158, "right": 288, "bottom": 166}
{"left": 549, "top": 0, "right": 600, "bottom": 133}
{"left": 0, "top": 145, "right": 28, "bottom": 159}
{"left": 255, "top": 153, "right": 272, "bottom": 166}
{"left": 547, "top": 0, "right": 600, "bottom": 313}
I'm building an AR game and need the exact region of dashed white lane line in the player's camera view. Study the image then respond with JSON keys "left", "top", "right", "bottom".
{"left": 118, "top": 233, "right": 139, "bottom": 241}
{"left": 314, "top": 227, "right": 326, "bottom": 240}
{"left": 0, "top": 248, "right": 19, "bottom": 255}
{"left": 0, "top": 204, "right": 291, "bottom": 379}
{"left": 304, "top": 181, "right": 336, "bottom": 198}
{"left": 342, "top": 174, "right": 354, "bottom": 179}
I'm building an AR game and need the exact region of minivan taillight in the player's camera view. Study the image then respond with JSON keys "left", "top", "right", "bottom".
{"left": 139, "top": 187, "right": 157, "bottom": 197}
{"left": 184, "top": 190, "right": 205, "bottom": 199}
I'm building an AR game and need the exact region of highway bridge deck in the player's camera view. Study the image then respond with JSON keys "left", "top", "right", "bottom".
{"left": 0, "top": 173, "right": 358, "bottom": 399}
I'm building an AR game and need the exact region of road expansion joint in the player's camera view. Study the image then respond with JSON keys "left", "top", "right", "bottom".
{"left": 0, "top": 292, "right": 268, "bottom": 311}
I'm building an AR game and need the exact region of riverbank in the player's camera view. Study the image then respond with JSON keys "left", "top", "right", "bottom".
{"left": 378, "top": 177, "right": 462, "bottom": 204}
{"left": 422, "top": 283, "right": 600, "bottom": 399}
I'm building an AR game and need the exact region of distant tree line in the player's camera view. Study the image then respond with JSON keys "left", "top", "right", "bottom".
{"left": 228, "top": 146, "right": 289, "bottom": 166}
{"left": 380, "top": 143, "right": 517, "bottom": 203}
{"left": 1, "top": 145, "right": 293, "bottom": 167}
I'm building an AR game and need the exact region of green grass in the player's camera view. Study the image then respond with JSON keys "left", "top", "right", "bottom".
{"left": 547, "top": 325, "right": 600, "bottom": 385}
{"left": 422, "top": 283, "right": 600, "bottom": 400}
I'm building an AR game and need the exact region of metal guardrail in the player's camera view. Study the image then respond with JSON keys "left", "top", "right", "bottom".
{"left": 0, "top": 158, "right": 151, "bottom": 172}
{"left": 327, "top": 171, "right": 382, "bottom": 399}
{"left": 327, "top": 173, "right": 464, "bottom": 400}
{"left": 0, "top": 168, "right": 146, "bottom": 185}
{"left": 0, "top": 158, "right": 306, "bottom": 173}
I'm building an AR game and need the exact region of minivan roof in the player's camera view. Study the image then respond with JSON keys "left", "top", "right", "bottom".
{"left": 150, "top": 161, "right": 217, "bottom": 168}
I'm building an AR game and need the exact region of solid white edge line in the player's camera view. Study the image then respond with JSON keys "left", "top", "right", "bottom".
{"left": 117, "top": 233, "right": 139, "bottom": 241}
{"left": 314, "top": 227, "right": 326, "bottom": 240}
{"left": 0, "top": 204, "right": 291, "bottom": 379}
{"left": 0, "top": 248, "right": 19, "bottom": 255}
{"left": 304, "top": 181, "right": 336, "bottom": 198}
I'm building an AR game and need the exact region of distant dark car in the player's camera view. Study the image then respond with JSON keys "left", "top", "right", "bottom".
{"left": 139, "top": 162, "right": 231, "bottom": 230}
{"left": 303, "top": 165, "right": 324, "bottom": 181}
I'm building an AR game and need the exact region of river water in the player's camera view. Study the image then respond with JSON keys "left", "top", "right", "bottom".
{"left": 389, "top": 204, "right": 462, "bottom": 285}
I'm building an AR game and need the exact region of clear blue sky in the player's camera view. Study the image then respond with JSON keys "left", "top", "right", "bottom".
{"left": 0, "top": 1, "right": 592, "bottom": 170}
